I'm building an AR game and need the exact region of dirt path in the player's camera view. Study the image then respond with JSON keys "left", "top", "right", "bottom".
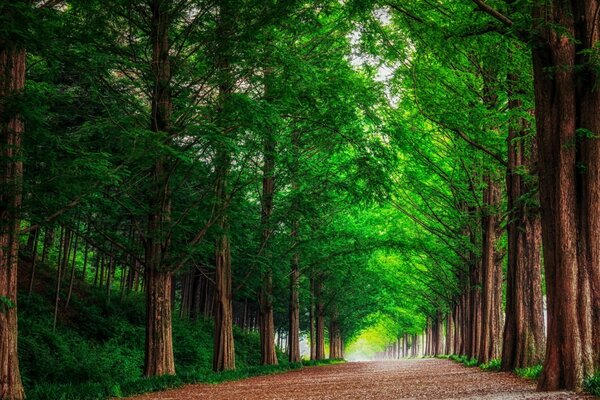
{"left": 127, "top": 358, "right": 593, "bottom": 399}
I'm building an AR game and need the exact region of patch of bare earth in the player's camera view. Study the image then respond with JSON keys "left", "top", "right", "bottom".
{"left": 126, "top": 358, "right": 594, "bottom": 399}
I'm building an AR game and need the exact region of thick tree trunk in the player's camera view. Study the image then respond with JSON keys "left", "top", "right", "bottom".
{"left": 575, "top": 0, "right": 600, "bottom": 371}
{"left": 143, "top": 0, "right": 176, "bottom": 377}
{"left": 532, "top": 0, "right": 599, "bottom": 389}
{"left": 501, "top": 97, "right": 545, "bottom": 371}
{"left": 213, "top": 231, "right": 235, "bottom": 371}
{"left": 0, "top": 33, "right": 25, "bottom": 400}
{"left": 144, "top": 268, "right": 175, "bottom": 376}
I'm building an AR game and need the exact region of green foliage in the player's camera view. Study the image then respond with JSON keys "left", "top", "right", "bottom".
{"left": 19, "top": 285, "right": 336, "bottom": 400}
{"left": 449, "top": 354, "right": 479, "bottom": 367}
{"left": 479, "top": 359, "right": 501, "bottom": 372}
{"left": 515, "top": 365, "right": 543, "bottom": 380}
{"left": 584, "top": 374, "right": 600, "bottom": 396}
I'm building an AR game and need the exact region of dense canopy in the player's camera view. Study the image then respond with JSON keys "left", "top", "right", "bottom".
{"left": 0, "top": 0, "right": 599, "bottom": 399}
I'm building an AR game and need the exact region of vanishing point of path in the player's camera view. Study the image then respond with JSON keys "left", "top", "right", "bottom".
{"left": 128, "top": 359, "right": 593, "bottom": 400}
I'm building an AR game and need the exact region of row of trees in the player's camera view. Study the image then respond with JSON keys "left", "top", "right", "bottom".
{"left": 367, "top": 0, "right": 599, "bottom": 392}
{"left": 0, "top": 1, "right": 405, "bottom": 399}
{"left": 1, "top": 0, "right": 598, "bottom": 398}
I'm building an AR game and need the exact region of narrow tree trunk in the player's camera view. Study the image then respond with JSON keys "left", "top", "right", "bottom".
{"left": 288, "top": 248, "right": 300, "bottom": 363}
{"left": 309, "top": 273, "right": 316, "bottom": 360}
{"left": 65, "top": 231, "right": 80, "bottom": 307}
{"left": 258, "top": 114, "right": 277, "bottom": 365}
{"left": 315, "top": 278, "right": 325, "bottom": 360}
{"left": 479, "top": 175, "right": 501, "bottom": 364}
{"left": 41, "top": 225, "right": 54, "bottom": 265}
{"left": 27, "top": 228, "right": 39, "bottom": 297}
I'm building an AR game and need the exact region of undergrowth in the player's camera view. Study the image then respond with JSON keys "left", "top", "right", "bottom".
{"left": 479, "top": 359, "right": 501, "bottom": 372}
{"left": 584, "top": 374, "right": 600, "bottom": 397}
{"left": 448, "top": 354, "right": 478, "bottom": 367}
{"left": 514, "top": 365, "right": 543, "bottom": 380}
{"left": 19, "top": 276, "right": 340, "bottom": 400}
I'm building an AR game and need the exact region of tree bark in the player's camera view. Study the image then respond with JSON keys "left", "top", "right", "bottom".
{"left": 0, "top": 26, "right": 26, "bottom": 400}
{"left": 501, "top": 94, "right": 545, "bottom": 371}
{"left": 315, "top": 278, "right": 325, "bottom": 360}
{"left": 531, "top": 0, "right": 599, "bottom": 390}
{"left": 478, "top": 175, "right": 501, "bottom": 364}
{"left": 258, "top": 120, "right": 277, "bottom": 365}
{"left": 212, "top": 0, "right": 236, "bottom": 372}
{"left": 143, "top": 0, "right": 176, "bottom": 377}
{"left": 288, "top": 239, "right": 301, "bottom": 363}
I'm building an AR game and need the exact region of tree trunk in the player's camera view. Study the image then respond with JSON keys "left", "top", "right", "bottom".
{"left": 309, "top": 273, "right": 316, "bottom": 360}
{"left": 531, "top": 0, "right": 599, "bottom": 390}
{"left": 501, "top": 76, "right": 545, "bottom": 371}
{"left": 212, "top": 0, "right": 236, "bottom": 372}
{"left": 258, "top": 118, "right": 277, "bottom": 365}
{"left": 27, "top": 228, "right": 39, "bottom": 297}
{"left": 329, "top": 313, "right": 342, "bottom": 359}
{"left": 315, "top": 278, "right": 325, "bottom": 360}
{"left": 143, "top": 0, "right": 176, "bottom": 377}
{"left": 144, "top": 267, "right": 175, "bottom": 376}
{"left": 288, "top": 246, "right": 300, "bottom": 363}
{"left": 479, "top": 175, "right": 501, "bottom": 364}
{"left": 0, "top": 30, "right": 26, "bottom": 400}
{"left": 577, "top": 0, "right": 600, "bottom": 370}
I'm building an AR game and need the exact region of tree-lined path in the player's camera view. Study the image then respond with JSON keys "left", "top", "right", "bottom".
{"left": 128, "top": 360, "right": 590, "bottom": 400}
{"left": 2, "top": 0, "right": 600, "bottom": 399}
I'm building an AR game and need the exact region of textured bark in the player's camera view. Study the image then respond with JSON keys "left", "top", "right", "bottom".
{"left": 479, "top": 176, "right": 501, "bottom": 364}
{"left": 0, "top": 31, "right": 25, "bottom": 400}
{"left": 315, "top": 278, "right": 325, "bottom": 360}
{"left": 288, "top": 240, "right": 300, "bottom": 363}
{"left": 309, "top": 273, "right": 316, "bottom": 360}
{"left": 329, "top": 314, "right": 343, "bottom": 359}
{"left": 27, "top": 228, "right": 39, "bottom": 297}
{"left": 213, "top": 230, "right": 235, "bottom": 371}
{"left": 575, "top": 0, "right": 600, "bottom": 371}
{"left": 446, "top": 311, "right": 454, "bottom": 355}
{"left": 144, "top": 268, "right": 175, "bottom": 376}
{"left": 258, "top": 124, "right": 277, "bottom": 365}
{"left": 143, "top": 0, "right": 176, "bottom": 377}
{"left": 532, "top": 0, "right": 599, "bottom": 389}
{"left": 212, "top": 0, "right": 236, "bottom": 372}
{"left": 501, "top": 95, "right": 545, "bottom": 371}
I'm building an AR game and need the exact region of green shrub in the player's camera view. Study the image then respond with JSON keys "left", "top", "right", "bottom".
{"left": 447, "top": 354, "right": 478, "bottom": 367}
{"left": 515, "top": 364, "right": 543, "bottom": 380}
{"left": 479, "top": 359, "right": 501, "bottom": 372}
{"left": 584, "top": 374, "right": 600, "bottom": 396}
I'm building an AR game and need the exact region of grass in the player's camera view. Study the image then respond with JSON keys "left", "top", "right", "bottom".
{"left": 515, "top": 364, "right": 543, "bottom": 380}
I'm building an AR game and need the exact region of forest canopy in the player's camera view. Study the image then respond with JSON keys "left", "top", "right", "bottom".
{"left": 0, "top": 0, "right": 599, "bottom": 399}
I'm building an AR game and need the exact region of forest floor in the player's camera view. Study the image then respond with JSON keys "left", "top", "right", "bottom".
{"left": 125, "top": 358, "right": 593, "bottom": 399}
